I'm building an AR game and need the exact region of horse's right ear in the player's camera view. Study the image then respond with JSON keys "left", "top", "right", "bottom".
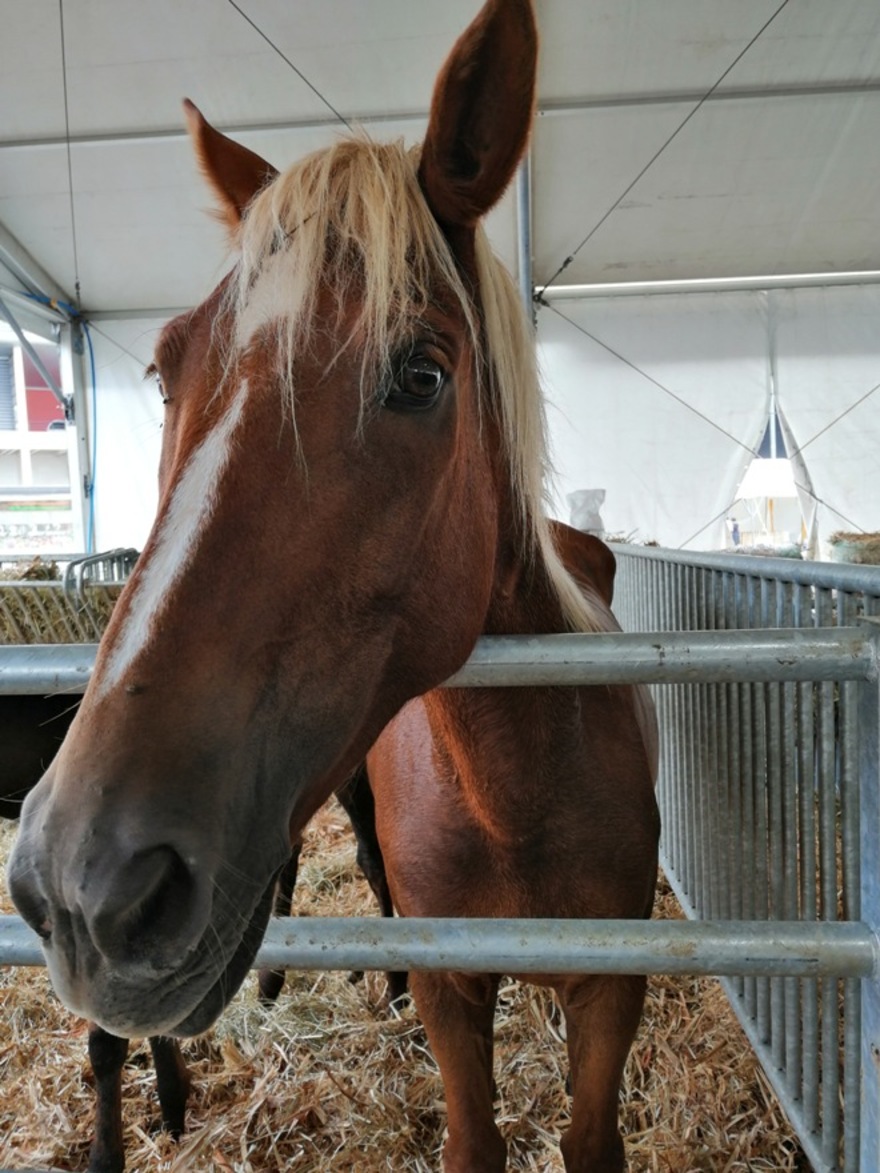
{"left": 183, "top": 99, "right": 278, "bottom": 234}
{"left": 419, "top": 0, "right": 538, "bottom": 229}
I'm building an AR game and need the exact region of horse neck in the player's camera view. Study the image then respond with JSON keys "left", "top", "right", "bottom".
{"left": 423, "top": 543, "right": 591, "bottom": 834}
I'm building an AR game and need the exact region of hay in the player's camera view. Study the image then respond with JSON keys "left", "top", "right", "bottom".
{"left": 828, "top": 531, "right": 880, "bottom": 565}
{"left": 0, "top": 813, "right": 807, "bottom": 1171}
{"left": 0, "top": 557, "right": 122, "bottom": 645}
{"left": 0, "top": 557, "right": 60, "bottom": 583}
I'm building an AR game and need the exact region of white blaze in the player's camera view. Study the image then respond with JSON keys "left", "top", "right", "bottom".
{"left": 99, "top": 379, "right": 250, "bottom": 695}
{"left": 234, "top": 246, "right": 307, "bottom": 352}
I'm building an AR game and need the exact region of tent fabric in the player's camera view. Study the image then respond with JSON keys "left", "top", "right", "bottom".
{"left": 773, "top": 285, "right": 880, "bottom": 546}
{"left": 539, "top": 283, "right": 880, "bottom": 551}
{"left": 88, "top": 318, "right": 164, "bottom": 551}
{"left": 539, "top": 292, "right": 771, "bottom": 550}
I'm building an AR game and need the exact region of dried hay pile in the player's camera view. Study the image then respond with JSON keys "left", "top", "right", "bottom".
{"left": 0, "top": 811, "right": 808, "bottom": 1171}
{"left": 828, "top": 531, "right": 880, "bottom": 566}
{"left": 0, "top": 558, "right": 121, "bottom": 644}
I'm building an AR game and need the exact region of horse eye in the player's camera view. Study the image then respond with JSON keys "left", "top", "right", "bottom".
{"left": 385, "top": 355, "right": 446, "bottom": 412}
{"left": 146, "top": 363, "right": 172, "bottom": 404}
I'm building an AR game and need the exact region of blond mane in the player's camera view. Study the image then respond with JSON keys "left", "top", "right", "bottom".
{"left": 227, "top": 135, "right": 602, "bottom": 634}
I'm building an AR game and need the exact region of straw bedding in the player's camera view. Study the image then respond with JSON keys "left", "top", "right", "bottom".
{"left": 0, "top": 810, "right": 808, "bottom": 1172}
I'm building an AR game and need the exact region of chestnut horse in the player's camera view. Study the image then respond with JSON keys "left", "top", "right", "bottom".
{"left": 8, "top": 1, "right": 658, "bottom": 1168}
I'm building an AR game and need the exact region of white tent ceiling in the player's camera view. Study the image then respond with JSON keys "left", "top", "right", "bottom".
{"left": 2, "top": 0, "right": 880, "bottom": 316}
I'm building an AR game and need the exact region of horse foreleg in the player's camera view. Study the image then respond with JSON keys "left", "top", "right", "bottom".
{"left": 257, "top": 839, "right": 303, "bottom": 1004}
{"left": 87, "top": 1026, "right": 129, "bottom": 1173}
{"left": 148, "top": 1035, "right": 191, "bottom": 1138}
{"left": 337, "top": 764, "right": 407, "bottom": 1002}
{"left": 556, "top": 974, "right": 647, "bottom": 1173}
{"left": 410, "top": 970, "right": 505, "bottom": 1173}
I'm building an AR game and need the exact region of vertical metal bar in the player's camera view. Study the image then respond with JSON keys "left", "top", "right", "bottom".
{"left": 820, "top": 977, "right": 841, "bottom": 1166}
{"left": 844, "top": 975, "right": 862, "bottom": 1171}
{"left": 699, "top": 568, "right": 719, "bottom": 921}
{"left": 841, "top": 678, "right": 861, "bottom": 1169}
{"left": 738, "top": 574, "right": 758, "bottom": 1021}
{"left": 815, "top": 585, "right": 840, "bottom": 1165}
{"left": 515, "top": 154, "right": 534, "bottom": 324}
{"left": 779, "top": 583, "right": 801, "bottom": 1105}
{"left": 811, "top": 586, "right": 835, "bottom": 1154}
{"left": 801, "top": 688, "right": 821, "bottom": 1136}
{"left": 859, "top": 623, "right": 880, "bottom": 1171}
{"left": 60, "top": 320, "right": 91, "bottom": 553}
{"left": 767, "top": 610, "right": 786, "bottom": 1071}
{"left": 676, "top": 562, "right": 693, "bottom": 904}
{"left": 688, "top": 566, "right": 707, "bottom": 916}
{"left": 755, "top": 678, "right": 771, "bottom": 1044}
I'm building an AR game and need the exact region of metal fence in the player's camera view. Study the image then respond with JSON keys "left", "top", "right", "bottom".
{"left": 1, "top": 548, "right": 880, "bottom": 1170}
{"left": 611, "top": 544, "right": 880, "bottom": 1173}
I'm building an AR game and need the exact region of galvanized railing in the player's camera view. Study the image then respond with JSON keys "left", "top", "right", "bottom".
{"left": 611, "top": 544, "right": 880, "bottom": 1172}
{"left": 2, "top": 573, "right": 880, "bottom": 1170}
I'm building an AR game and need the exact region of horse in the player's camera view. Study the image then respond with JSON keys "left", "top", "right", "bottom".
{"left": 8, "top": 1, "right": 659, "bottom": 1168}
{"left": 1, "top": 699, "right": 397, "bottom": 1171}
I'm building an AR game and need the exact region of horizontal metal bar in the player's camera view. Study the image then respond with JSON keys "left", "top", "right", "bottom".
{"left": 0, "top": 628, "right": 875, "bottom": 695}
{"left": 443, "top": 628, "right": 875, "bottom": 686}
{"left": 610, "top": 542, "right": 880, "bottom": 595}
{"left": 1, "top": 915, "right": 874, "bottom": 978}
{"left": 0, "top": 644, "right": 96, "bottom": 694}
{"left": 5, "top": 80, "right": 879, "bottom": 154}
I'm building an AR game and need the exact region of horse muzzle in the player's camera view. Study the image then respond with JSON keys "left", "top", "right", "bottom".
{"left": 7, "top": 771, "right": 283, "bottom": 1037}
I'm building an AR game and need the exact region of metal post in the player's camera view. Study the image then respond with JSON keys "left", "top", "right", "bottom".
{"left": 59, "top": 320, "right": 91, "bottom": 552}
{"left": 515, "top": 153, "right": 535, "bottom": 325}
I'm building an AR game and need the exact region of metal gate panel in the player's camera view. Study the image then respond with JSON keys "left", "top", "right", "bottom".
{"left": 611, "top": 545, "right": 880, "bottom": 1171}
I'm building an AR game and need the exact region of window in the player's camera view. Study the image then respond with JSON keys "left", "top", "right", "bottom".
{"left": 0, "top": 346, "right": 15, "bottom": 430}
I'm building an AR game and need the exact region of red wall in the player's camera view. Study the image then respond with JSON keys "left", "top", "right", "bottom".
{"left": 22, "top": 348, "right": 64, "bottom": 430}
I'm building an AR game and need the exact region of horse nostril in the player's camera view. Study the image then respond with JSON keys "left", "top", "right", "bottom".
{"left": 89, "top": 845, "right": 210, "bottom": 968}
{"left": 9, "top": 883, "right": 52, "bottom": 940}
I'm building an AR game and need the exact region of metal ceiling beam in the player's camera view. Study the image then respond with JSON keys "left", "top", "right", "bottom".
{"left": 0, "top": 294, "right": 66, "bottom": 406}
{"left": 0, "top": 285, "right": 68, "bottom": 327}
{"left": 538, "top": 270, "right": 880, "bottom": 301}
{"left": 4, "top": 80, "right": 880, "bottom": 153}
{"left": 0, "top": 219, "right": 73, "bottom": 306}
{"left": 77, "top": 271, "right": 880, "bottom": 321}
{"left": 536, "top": 79, "right": 880, "bottom": 117}
{"left": 86, "top": 306, "right": 190, "bottom": 322}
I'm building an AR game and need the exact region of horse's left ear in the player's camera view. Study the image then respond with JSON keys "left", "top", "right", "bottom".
{"left": 183, "top": 99, "right": 278, "bottom": 234}
{"left": 419, "top": 0, "right": 538, "bottom": 228}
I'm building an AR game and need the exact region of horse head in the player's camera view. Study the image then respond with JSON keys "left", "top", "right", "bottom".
{"left": 8, "top": 0, "right": 551, "bottom": 1038}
